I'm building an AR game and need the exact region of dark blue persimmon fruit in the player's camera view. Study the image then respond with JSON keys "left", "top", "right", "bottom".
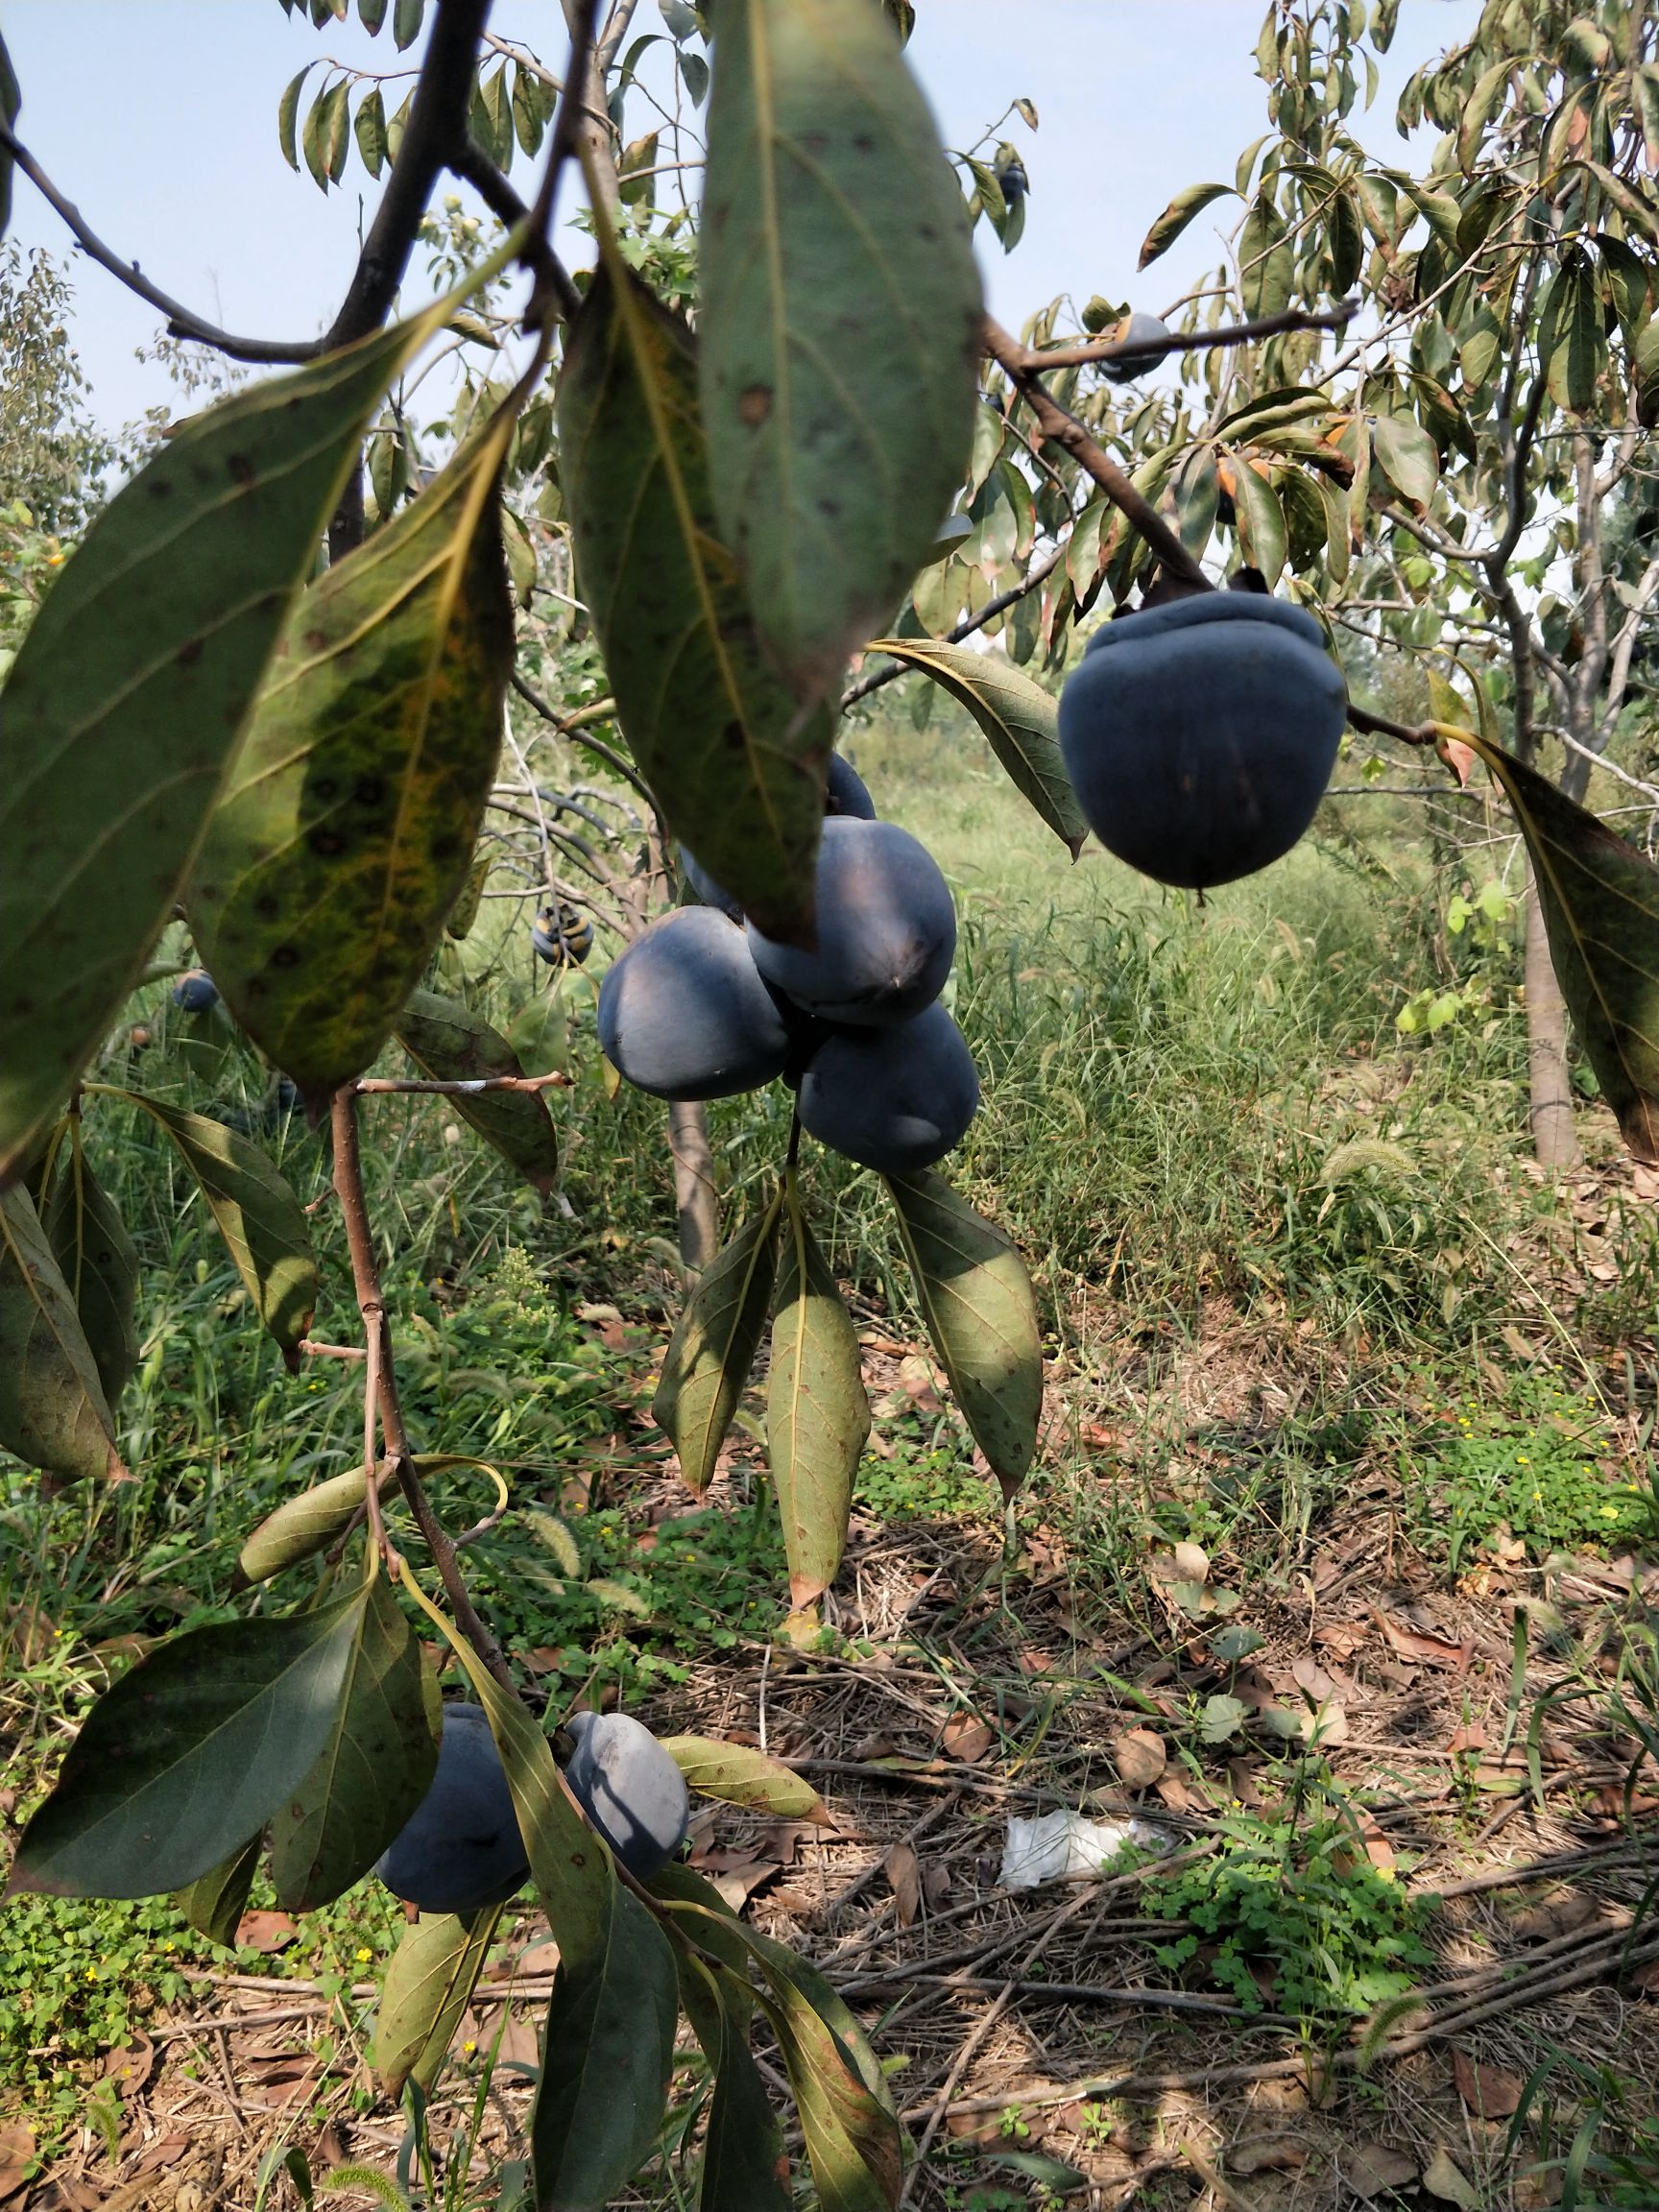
{"left": 1101, "top": 311, "right": 1173, "bottom": 382}
{"left": 799, "top": 1000, "right": 979, "bottom": 1174}
{"left": 563, "top": 1711, "right": 689, "bottom": 1878}
{"left": 681, "top": 752, "right": 875, "bottom": 919}
{"left": 747, "top": 818, "right": 955, "bottom": 1026}
{"left": 598, "top": 906, "right": 788, "bottom": 1100}
{"left": 173, "top": 970, "right": 220, "bottom": 1013}
{"left": 373, "top": 1702, "right": 529, "bottom": 1914}
{"left": 1058, "top": 594, "right": 1347, "bottom": 890}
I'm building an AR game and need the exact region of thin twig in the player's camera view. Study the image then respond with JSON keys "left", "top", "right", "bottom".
{"left": 1022, "top": 300, "right": 1358, "bottom": 374}
{"left": 840, "top": 542, "right": 1067, "bottom": 710}
{"left": 352, "top": 1071, "right": 573, "bottom": 1094}
{"left": 982, "top": 316, "right": 1208, "bottom": 592}
{"left": 329, "top": 1087, "right": 516, "bottom": 1690}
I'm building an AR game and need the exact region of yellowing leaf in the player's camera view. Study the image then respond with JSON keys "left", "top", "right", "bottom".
{"left": 766, "top": 1184, "right": 870, "bottom": 1612}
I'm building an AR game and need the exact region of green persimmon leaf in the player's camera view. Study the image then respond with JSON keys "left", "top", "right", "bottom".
{"left": 1228, "top": 457, "right": 1288, "bottom": 584}
{"left": 394, "top": 989, "right": 559, "bottom": 1194}
{"left": 751, "top": 1949, "right": 900, "bottom": 2211}
{"left": 40, "top": 1135, "right": 139, "bottom": 1414}
{"left": 277, "top": 63, "right": 312, "bottom": 171}
{"left": 187, "top": 401, "right": 518, "bottom": 1103}
{"left": 100, "top": 1091, "right": 318, "bottom": 1358}
{"left": 557, "top": 255, "right": 829, "bottom": 945}
{"left": 403, "top": 1575, "right": 677, "bottom": 2211}
{"left": 7, "top": 1588, "right": 368, "bottom": 1898}
{"left": 1371, "top": 410, "right": 1439, "bottom": 514}
{"left": 1238, "top": 190, "right": 1292, "bottom": 319}
{"left": 653, "top": 1190, "right": 781, "bottom": 1497}
{"left": 354, "top": 84, "right": 388, "bottom": 178}
{"left": 173, "top": 1833, "right": 262, "bottom": 1947}
{"left": 1538, "top": 245, "right": 1605, "bottom": 416}
{"left": 766, "top": 1185, "right": 870, "bottom": 1613}
{"left": 271, "top": 1574, "right": 439, "bottom": 1911}
{"left": 699, "top": 0, "right": 982, "bottom": 702}
{"left": 1138, "top": 180, "right": 1234, "bottom": 270}
{"left": 660, "top": 1736, "right": 830, "bottom": 1822}
{"left": 373, "top": 1904, "right": 503, "bottom": 2097}
{"left": 239, "top": 1462, "right": 406, "bottom": 1583}
{"left": 861, "top": 637, "right": 1087, "bottom": 857}
{"left": 0, "top": 255, "right": 515, "bottom": 1184}
{"left": 885, "top": 1167, "right": 1043, "bottom": 1502}
{"left": 1468, "top": 733, "right": 1659, "bottom": 1164}
{"left": 686, "top": 1965, "right": 792, "bottom": 2212}
{"left": 0, "top": 1184, "right": 124, "bottom": 1483}
{"left": 532, "top": 1887, "right": 679, "bottom": 2212}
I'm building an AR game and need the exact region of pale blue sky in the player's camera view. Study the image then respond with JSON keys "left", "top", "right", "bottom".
{"left": 2, "top": 0, "right": 1480, "bottom": 435}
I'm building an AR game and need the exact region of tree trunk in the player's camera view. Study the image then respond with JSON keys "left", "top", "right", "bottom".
{"left": 668, "top": 1099, "right": 719, "bottom": 1275}
{"left": 1524, "top": 864, "right": 1581, "bottom": 1168}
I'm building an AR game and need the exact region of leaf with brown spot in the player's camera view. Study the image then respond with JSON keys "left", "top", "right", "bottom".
{"left": 188, "top": 403, "right": 519, "bottom": 1100}
{"left": 557, "top": 253, "right": 828, "bottom": 943}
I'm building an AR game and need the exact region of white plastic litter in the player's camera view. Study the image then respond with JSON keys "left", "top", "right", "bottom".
{"left": 998, "top": 1810, "right": 1172, "bottom": 1892}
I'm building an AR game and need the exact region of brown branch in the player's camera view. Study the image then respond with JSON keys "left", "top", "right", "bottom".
{"left": 352, "top": 1070, "right": 573, "bottom": 1094}
{"left": 0, "top": 120, "right": 322, "bottom": 365}
{"left": 982, "top": 316, "right": 1209, "bottom": 593}
{"left": 329, "top": 1086, "right": 516, "bottom": 1690}
{"left": 840, "top": 542, "right": 1067, "bottom": 710}
{"left": 1022, "top": 300, "right": 1358, "bottom": 374}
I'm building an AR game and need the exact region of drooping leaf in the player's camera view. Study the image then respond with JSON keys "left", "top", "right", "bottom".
{"left": 752, "top": 1953, "right": 901, "bottom": 2210}
{"left": 101, "top": 1091, "right": 318, "bottom": 1358}
{"left": 1635, "top": 63, "right": 1659, "bottom": 172}
{"left": 687, "top": 1965, "right": 792, "bottom": 2212}
{"left": 393, "top": 989, "right": 559, "bottom": 1193}
{"left": 0, "top": 261, "right": 513, "bottom": 1185}
{"left": 353, "top": 85, "right": 388, "bottom": 178}
{"left": 8, "top": 1588, "right": 368, "bottom": 1898}
{"left": 1468, "top": 733, "right": 1659, "bottom": 1163}
{"left": 401, "top": 1574, "right": 678, "bottom": 2212}
{"left": 661, "top": 1736, "right": 830, "bottom": 1822}
{"left": 1371, "top": 410, "right": 1439, "bottom": 514}
{"left": 653, "top": 1190, "right": 781, "bottom": 1497}
{"left": 698, "top": 0, "right": 983, "bottom": 701}
{"left": 270, "top": 1575, "right": 439, "bottom": 1911}
{"left": 557, "top": 256, "right": 829, "bottom": 945}
{"left": 1138, "top": 180, "right": 1235, "bottom": 270}
{"left": 885, "top": 1167, "right": 1042, "bottom": 1503}
{"left": 532, "top": 1886, "right": 679, "bottom": 2212}
{"left": 392, "top": 0, "right": 423, "bottom": 49}
{"left": 1227, "top": 459, "right": 1288, "bottom": 584}
{"left": 859, "top": 638, "right": 1087, "bottom": 857}
{"left": 39, "top": 1135, "right": 139, "bottom": 1413}
{"left": 278, "top": 64, "right": 312, "bottom": 171}
{"left": 766, "top": 1184, "right": 870, "bottom": 1612}
{"left": 187, "top": 402, "right": 518, "bottom": 1103}
{"left": 1538, "top": 245, "right": 1605, "bottom": 415}
{"left": 1238, "top": 190, "right": 1292, "bottom": 319}
{"left": 0, "top": 1186, "right": 124, "bottom": 1484}
{"left": 173, "top": 1833, "right": 262, "bottom": 1947}
{"left": 374, "top": 1904, "right": 503, "bottom": 2097}
{"left": 444, "top": 844, "right": 493, "bottom": 940}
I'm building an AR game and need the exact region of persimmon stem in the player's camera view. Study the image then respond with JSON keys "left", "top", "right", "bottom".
{"left": 329, "top": 1086, "right": 517, "bottom": 1690}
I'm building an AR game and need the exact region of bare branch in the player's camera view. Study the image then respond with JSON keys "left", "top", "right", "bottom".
{"left": 1022, "top": 301, "right": 1358, "bottom": 375}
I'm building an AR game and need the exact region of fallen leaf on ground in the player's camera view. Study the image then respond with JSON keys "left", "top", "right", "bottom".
{"left": 885, "top": 1839, "right": 921, "bottom": 1928}
{"left": 1154, "top": 1769, "right": 1195, "bottom": 1813}
{"left": 1374, "top": 1609, "right": 1473, "bottom": 1671}
{"left": 708, "top": 1860, "right": 781, "bottom": 1911}
{"left": 472, "top": 2006, "right": 541, "bottom": 2069}
{"left": 1230, "top": 2136, "right": 1308, "bottom": 2176}
{"left": 102, "top": 2036, "right": 156, "bottom": 2094}
{"left": 1511, "top": 1887, "right": 1603, "bottom": 1943}
{"left": 1349, "top": 2141, "right": 1419, "bottom": 2197}
{"left": 1423, "top": 2145, "right": 1479, "bottom": 2208}
{"left": 942, "top": 1712, "right": 994, "bottom": 1762}
{"left": 0, "top": 2123, "right": 35, "bottom": 2203}
{"left": 1289, "top": 1653, "right": 1341, "bottom": 1702}
{"left": 1113, "top": 1726, "right": 1166, "bottom": 1789}
{"left": 235, "top": 1910, "right": 299, "bottom": 1951}
{"left": 1453, "top": 2049, "right": 1524, "bottom": 2117}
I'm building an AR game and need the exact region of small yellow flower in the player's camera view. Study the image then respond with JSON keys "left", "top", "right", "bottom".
{"left": 84, "top": 1967, "right": 97, "bottom": 1982}
{"left": 1517, "top": 1455, "right": 1529, "bottom": 1466}
{"left": 356, "top": 1947, "right": 373, "bottom": 1962}
{"left": 1601, "top": 1504, "right": 1621, "bottom": 1519}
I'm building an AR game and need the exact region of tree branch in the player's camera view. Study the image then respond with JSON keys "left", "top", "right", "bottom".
{"left": 330, "top": 1086, "right": 517, "bottom": 1690}
{"left": 0, "top": 120, "right": 323, "bottom": 365}
{"left": 1020, "top": 301, "right": 1358, "bottom": 375}
{"left": 982, "top": 317, "right": 1209, "bottom": 592}
{"left": 840, "top": 543, "right": 1067, "bottom": 709}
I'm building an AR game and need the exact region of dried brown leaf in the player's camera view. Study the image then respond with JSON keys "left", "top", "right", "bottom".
{"left": 1453, "top": 2049, "right": 1524, "bottom": 2117}
{"left": 1350, "top": 2141, "right": 1419, "bottom": 2197}
{"left": 1113, "top": 1726, "right": 1167, "bottom": 1790}
{"left": 885, "top": 1839, "right": 921, "bottom": 1928}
